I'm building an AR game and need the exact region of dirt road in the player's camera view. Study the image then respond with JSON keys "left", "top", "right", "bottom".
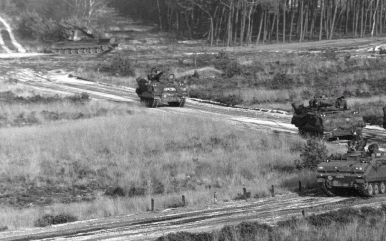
{"left": 7, "top": 67, "right": 386, "bottom": 143}
{"left": 0, "top": 194, "right": 353, "bottom": 241}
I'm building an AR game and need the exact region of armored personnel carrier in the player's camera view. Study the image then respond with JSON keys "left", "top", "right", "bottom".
{"left": 50, "top": 29, "right": 118, "bottom": 55}
{"left": 136, "top": 68, "right": 187, "bottom": 108}
{"left": 317, "top": 142, "right": 386, "bottom": 197}
{"left": 383, "top": 106, "right": 386, "bottom": 129}
{"left": 291, "top": 96, "right": 365, "bottom": 140}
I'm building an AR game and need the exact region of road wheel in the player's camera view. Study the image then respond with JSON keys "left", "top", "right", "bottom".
{"left": 59, "top": 49, "right": 65, "bottom": 54}
{"left": 321, "top": 181, "right": 336, "bottom": 197}
{"left": 64, "top": 49, "right": 71, "bottom": 55}
{"left": 380, "top": 182, "right": 386, "bottom": 194}
{"left": 71, "top": 49, "right": 77, "bottom": 54}
{"left": 91, "top": 48, "right": 97, "bottom": 54}
{"left": 374, "top": 183, "right": 380, "bottom": 195}
{"left": 359, "top": 183, "right": 374, "bottom": 197}
{"left": 179, "top": 99, "right": 185, "bottom": 107}
{"left": 151, "top": 99, "right": 159, "bottom": 108}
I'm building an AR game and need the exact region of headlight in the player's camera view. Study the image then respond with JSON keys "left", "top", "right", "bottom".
{"left": 180, "top": 87, "right": 187, "bottom": 91}
{"left": 317, "top": 166, "right": 324, "bottom": 170}
{"left": 355, "top": 167, "right": 363, "bottom": 171}
{"left": 164, "top": 87, "right": 176, "bottom": 91}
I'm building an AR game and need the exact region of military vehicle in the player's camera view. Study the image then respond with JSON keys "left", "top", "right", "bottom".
{"left": 317, "top": 141, "right": 386, "bottom": 197}
{"left": 383, "top": 106, "right": 386, "bottom": 129}
{"left": 50, "top": 29, "right": 118, "bottom": 55}
{"left": 291, "top": 96, "right": 365, "bottom": 140}
{"left": 136, "top": 68, "right": 187, "bottom": 108}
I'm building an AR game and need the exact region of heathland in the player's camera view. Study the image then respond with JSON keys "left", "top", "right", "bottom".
{"left": 2, "top": 38, "right": 386, "bottom": 230}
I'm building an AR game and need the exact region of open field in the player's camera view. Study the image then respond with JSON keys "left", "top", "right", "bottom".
{"left": 0, "top": 108, "right": 310, "bottom": 229}
{"left": 1, "top": 16, "right": 386, "bottom": 240}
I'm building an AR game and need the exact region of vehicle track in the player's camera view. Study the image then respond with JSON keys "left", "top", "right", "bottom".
{"left": 1, "top": 194, "right": 349, "bottom": 241}
{"left": 10, "top": 68, "right": 386, "bottom": 144}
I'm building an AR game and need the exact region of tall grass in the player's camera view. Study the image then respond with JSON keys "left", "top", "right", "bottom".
{"left": 0, "top": 110, "right": 304, "bottom": 229}
{"left": 0, "top": 100, "right": 131, "bottom": 127}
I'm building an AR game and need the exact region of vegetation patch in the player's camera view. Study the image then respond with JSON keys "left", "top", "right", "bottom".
{"left": 34, "top": 213, "right": 77, "bottom": 227}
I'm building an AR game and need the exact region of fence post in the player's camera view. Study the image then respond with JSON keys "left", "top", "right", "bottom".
{"left": 271, "top": 185, "right": 275, "bottom": 197}
{"left": 299, "top": 181, "right": 302, "bottom": 193}
{"left": 151, "top": 198, "right": 154, "bottom": 212}
{"left": 182, "top": 195, "right": 186, "bottom": 206}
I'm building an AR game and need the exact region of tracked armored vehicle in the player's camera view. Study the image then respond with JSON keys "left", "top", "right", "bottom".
{"left": 136, "top": 69, "right": 187, "bottom": 108}
{"left": 291, "top": 96, "right": 365, "bottom": 140}
{"left": 383, "top": 106, "right": 386, "bottom": 129}
{"left": 317, "top": 142, "right": 386, "bottom": 197}
{"left": 50, "top": 29, "right": 118, "bottom": 55}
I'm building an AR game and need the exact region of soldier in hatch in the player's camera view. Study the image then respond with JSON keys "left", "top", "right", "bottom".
{"left": 148, "top": 68, "right": 163, "bottom": 82}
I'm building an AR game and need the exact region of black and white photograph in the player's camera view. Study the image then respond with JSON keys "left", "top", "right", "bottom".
{"left": 1, "top": 0, "right": 386, "bottom": 240}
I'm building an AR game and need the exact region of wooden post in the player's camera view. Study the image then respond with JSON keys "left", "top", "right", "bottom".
{"left": 182, "top": 195, "right": 186, "bottom": 206}
{"left": 214, "top": 192, "right": 217, "bottom": 204}
{"left": 302, "top": 209, "right": 305, "bottom": 217}
{"left": 151, "top": 198, "right": 154, "bottom": 211}
{"left": 299, "top": 181, "right": 302, "bottom": 193}
{"left": 271, "top": 185, "right": 275, "bottom": 197}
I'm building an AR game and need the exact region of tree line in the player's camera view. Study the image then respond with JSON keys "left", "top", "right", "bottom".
{"left": 111, "top": 0, "right": 386, "bottom": 45}
{"left": 3, "top": 0, "right": 386, "bottom": 45}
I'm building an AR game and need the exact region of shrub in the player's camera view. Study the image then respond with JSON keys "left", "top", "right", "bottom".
{"left": 236, "top": 222, "right": 272, "bottom": 241}
{"left": 34, "top": 213, "right": 77, "bottom": 227}
{"left": 270, "top": 73, "right": 295, "bottom": 90}
{"left": 17, "top": 11, "right": 62, "bottom": 41}
{"left": 105, "top": 186, "right": 126, "bottom": 197}
{"left": 214, "top": 94, "right": 243, "bottom": 106}
{"left": 128, "top": 186, "right": 146, "bottom": 197}
{"left": 300, "top": 139, "right": 328, "bottom": 169}
{"left": 156, "top": 232, "right": 213, "bottom": 241}
{"left": 100, "top": 55, "right": 135, "bottom": 77}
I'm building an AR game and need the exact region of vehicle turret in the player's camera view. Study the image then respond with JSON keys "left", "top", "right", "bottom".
{"left": 291, "top": 96, "right": 365, "bottom": 140}
{"left": 317, "top": 143, "right": 386, "bottom": 196}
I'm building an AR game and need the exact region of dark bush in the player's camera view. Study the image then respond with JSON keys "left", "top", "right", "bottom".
{"left": 270, "top": 73, "right": 295, "bottom": 89}
{"left": 34, "top": 213, "right": 77, "bottom": 227}
{"left": 156, "top": 232, "right": 213, "bottom": 241}
{"left": 218, "top": 225, "right": 236, "bottom": 241}
{"left": 306, "top": 208, "right": 360, "bottom": 227}
{"left": 100, "top": 55, "right": 135, "bottom": 77}
{"left": 152, "top": 177, "right": 165, "bottom": 195}
{"left": 300, "top": 139, "right": 328, "bottom": 169}
{"left": 214, "top": 94, "right": 243, "bottom": 106}
{"left": 105, "top": 186, "right": 126, "bottom": 197}
{"left": 277, "top": 216, "right": 299, "bottom": 228}
{"left": 236, "top": 222, "right": 272, "bottom": 241}
{"left": 360, "top": 207, "right": 380, "bottom": 217}
{"left": 128, "top": 186, "right": 146, "bottom": 197}
{"left": 17, "top": 11, "right": 63, "bottom": 41}
{"left": 0, "top": 226, "right": 8, "bottom": 232}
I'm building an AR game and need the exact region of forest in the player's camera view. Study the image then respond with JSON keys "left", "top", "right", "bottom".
{"left": 2, "top": 0, "right": 386, "bottom": 45}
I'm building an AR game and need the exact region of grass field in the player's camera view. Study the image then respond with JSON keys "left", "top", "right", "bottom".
{"left": 0, "top": 106, "right": 311, "bottom": 229}
{"left": 1, "top": 38, "right": 385, "bottom": 231}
